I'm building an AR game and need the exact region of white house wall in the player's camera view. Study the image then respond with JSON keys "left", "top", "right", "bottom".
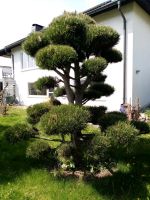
{"left": 92, "top": 3, "right": 134, "bottom": 111}
{"left": 132, "top": 3, "right": 150, "bottom": 108}
{"left": 0, "top": 68, "right": 2, "bottom": 80}
{"left": 12, "top": 47, "right": 59, "bottom": 106}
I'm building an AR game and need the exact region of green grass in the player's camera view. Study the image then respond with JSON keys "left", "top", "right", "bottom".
{"left": 0, "top": 107, "right": 150, "bottom": 200}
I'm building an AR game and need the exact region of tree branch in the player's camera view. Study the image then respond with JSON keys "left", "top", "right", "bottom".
{"left": 34, "top": 135, "right": 64, "bottom": 142}
{"left": 63, "top": 72, "right": 75, "bottom": 104}
{"left": 82, "top": 76, "right": 91, "bottom": 91}
{"left": 69, "top": 76, "right": 76, "bottom": 80}
{"left": 55, "top": 69, "right": 64, "bottom": 78}
{"left": 69, "top": 84, "right": 75, "bottom": 87}
{"left": 82, "top": 98, "right": 89, "bottom": 105}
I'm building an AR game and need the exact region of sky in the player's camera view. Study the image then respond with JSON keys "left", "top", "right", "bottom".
{"left": 0, "top": 0, "right": 105, "bottom": 65}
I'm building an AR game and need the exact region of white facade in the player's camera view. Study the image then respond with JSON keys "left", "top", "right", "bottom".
{"left": 93, "top": 2, "right": 134, "bottom": 110}
{"left": 92, "top": 2, "right": 150, "bottom": 110}
{"left": 12, "top": 47, "right": 59, "bottom": 105}
{"left": 132, "top": 3, "right": 150, "bottom": 108}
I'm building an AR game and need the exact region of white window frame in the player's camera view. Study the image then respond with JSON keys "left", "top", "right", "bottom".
{"left": 28, "top": 82, "right": 48, "bottom": 96}
{"left": 21, "top": 52, "right": 37, "bottom": 71}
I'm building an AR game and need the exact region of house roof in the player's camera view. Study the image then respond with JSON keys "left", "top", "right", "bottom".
{"left": 0, "top": 0, "right": 150, "bottom": 57}
{"left": 84, "top": 0, "right": 150, "bottom": 16}
{"left": 0, "top": 38, "right": 26, "bottom": 57}
{"left": 0, "top": 65, "right": 11, "bottom": 69}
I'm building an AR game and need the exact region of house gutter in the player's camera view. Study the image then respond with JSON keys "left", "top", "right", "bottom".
{"left": 117, "top": 0, "right": 127, "bottom": 104}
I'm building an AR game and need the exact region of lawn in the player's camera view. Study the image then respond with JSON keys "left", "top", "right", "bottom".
{"left": 0, "top": 107, "right": 150, "bottom": 200}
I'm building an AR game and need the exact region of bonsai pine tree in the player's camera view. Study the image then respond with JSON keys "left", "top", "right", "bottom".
{"left": 23, "top": 12, "right": 122, "bottom": 105}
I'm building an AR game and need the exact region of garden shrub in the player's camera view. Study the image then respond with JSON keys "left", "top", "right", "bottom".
{"left": 85, "top": 132, "right": 113, "bottom": 172}
{"left": 53, "top": 86, "right": 66, "bottom": 97}
{"left": 39, "top": 104, "right": 90, "bottom": 136}
{"left": 83, "top": 122, "right": 139, "bottom": 172}
{"left": 133, "top": 134, "right": 150, "bottom": 156}
{"left": 5, "top": 123, "right": 36, "bottom": 144}
{"left": 106, "top": 121, "right": 139, "bottom": 156}
{"left": 131, "top": 120, "right": 150, "bottom": 134}
{"left": 99, "top": 111, "right": 127, "bottom": 131}
{"left": 26, "top": 140, "right": 53, "bottom": 161}
{"left": 86, "top": 106, "right": 107, "bottom": 124}
{"left": 49, "top": 97, "right": 61, "bottom": 105}
{"left": 27, "top": 102, "right": 52, "bottom": 125}
{"left": 56, "top": 143, "right": 75, "bottom": 170}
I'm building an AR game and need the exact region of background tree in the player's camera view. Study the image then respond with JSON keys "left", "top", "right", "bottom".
{"left": 23, "top": 12, "right": 122, "bottom": 105}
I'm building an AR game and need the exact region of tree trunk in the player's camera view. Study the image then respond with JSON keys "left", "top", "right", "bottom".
{"left": 63, "top": 77, "right": 74, "bottom": 104}
{"left": 75, "top": 90, "right": 83, "bottom": 105}
{"left": 74, "top": 62, "right": 83, "bottom": 105}
{"left": 71, "top": 132, "right": 83, "bottom": 169}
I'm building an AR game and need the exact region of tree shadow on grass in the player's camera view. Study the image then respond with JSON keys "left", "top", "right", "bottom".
{"left": 54, "top": 155, "right": 150, "bottom": 200}
{"left": 0, "top": 126, "right": 47, "bottom": 185}
{"left": 0, "top": 124, "right": 149, "bottom": 199}
{"left": 84, "top": 157, "right": 150, "bottom": 200}
{"left": 0, "top": 125, "right": 10, "bottom": 135}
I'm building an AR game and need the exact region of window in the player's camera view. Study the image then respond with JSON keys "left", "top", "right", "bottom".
{"left": 21, "top": 52, "right": 36, "bottom": 69}
{"left": 28, "top": 83, "right": 47, "bottom": 95}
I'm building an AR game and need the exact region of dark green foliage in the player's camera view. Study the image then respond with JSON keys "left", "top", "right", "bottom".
{"left": 44, "top": 12, "right": 93, "bottom": 52}
{"left": 56, "top": 143, "right": 75, "bottom": 169}
{"left": 5, "top": 123, "right": 36, "bottom": 143}
{"left": 91, "top": 73, "right": 107, "bottom": 82}
{"left": 101, "top": 48, "right": 122, "bottom": 63}
{"left": 106, "top": 121, "right": 139, "bottom": 151}
{"left": 131, "top": 120, "right": 150, "bottom": 134}
{"left": 53, "top": 86, "right": 66, "bottom": 97}
{"left": 26, "top": 141, "right": 52, "bottom": 160}
{"left": 84, "top": 83, "right": 114, "bottom": 100}
{"left": 87, "top": 25, "right": 120, "bottom": 54}
{"left": 82, "top": 57, "right": 108, "bottom": 76}
{"left": 85, "top": 132, "right": 112, "bottom": 171}
{"left": 27, "top": 102, "right": 51, "bottom": 125}
{"left": 86, "top": 106, "right": 107, "bottom": 124}
{"left": 84, "top": 122, "right": 138, "bottom": 171}
{"left": 22, "top": 32, "right": 49, "bottom": 57}
{"left": 49, "top": 97, "right": 61, "bottom": 105}
{"left": 35, "top": 76, "right": 57, "bottom": 90}
{"left": 99, "top": 111, "right": 127, "bottom": 131}
{"left": 39, "top": 104, "right": 90, "bottom": 135}
{"left": 36, "top": 45, "right": 78, "bottom": 70}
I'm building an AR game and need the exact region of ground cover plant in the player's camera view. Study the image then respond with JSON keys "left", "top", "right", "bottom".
{"left": 0, "top": 107, "right": 150, "bottom": 199}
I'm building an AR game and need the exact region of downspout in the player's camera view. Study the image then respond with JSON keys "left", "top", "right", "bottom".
{"left": 118, "top": 0, "right": 127, "bottom": 104}
{"left": 11, "top": 54, "right": 15, "bottom": 79}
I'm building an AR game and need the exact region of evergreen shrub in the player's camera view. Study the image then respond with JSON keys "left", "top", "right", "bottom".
{"left": 26, "top": 140, "right": 52, "bottom": 161}
{"left": 5, "top": 123, "right": 36, "bottom": 143}
{"left": 27, "top": 102, "right": 52, "bottom": 125}
{"left": 106, "top": 121, "right": 139, "bottom": 153}
{"left": 99, "top": 111, "right": 127, "bottom": 131}
{"left": 39, "top": 104, "right": 90, "bottom": 136}
{"left": 86, "top": 106, "right": 107, "bottom": 124}
{"left": 131, "top": 120, "right": 150, "bottom": 134}
{"left": 56, "top": 143, "right": 75, "bottom": 170}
